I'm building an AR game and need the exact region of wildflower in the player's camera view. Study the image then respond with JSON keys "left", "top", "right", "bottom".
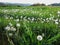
{"left": 55, "top": 21, "right": 58, "bottom": 24}
{"left": 28, "top": 17, "right": 31, "bottom": 20}
{"left": 54, "top": 19, "right": 58, "bottom": 22}
{"left": 15, "top": 19, "right": 19, "bottom": 22}
{"left": 3, "top": 10, "right": 8, "bottom": 13}
{"left": 5, "top": 26, "right": 10, "bottom": 31}
{"left": 46, "top": 18, "right": 49, "bottom": 21}
{"left": 9, "top": 22, "right": 13, "bottom": 26}
{"left": 32, "top": 17, "right": 35, "bottom": 21}
{"left": 50, "top": 14, "right": 52, "bottom": 16}
{"left": 42, "top": 33, "right": 44, "bottom": 37}
{"left": 10, "top": 17, "right": 13, "bottom": 19}
{"left": 43, "top": 19, "right": 45, "bottom": 22}
{"left": 37, "top": 35, "right": 43, "bottom": 41}
{"left": 59, "top": 19, "right": 60, "bottom": 22}
{"left": 20, "top": 16, "right": 23, "bottom": 19}
{"left": 58, "top": 11, "right": 60, "bottom": 17}
{"left": 16, "top": 23, "right": 20, "bottom": 27}
{"left": 49, "top": 17, "right": 52, "bottom": 20}
{"left": 9, "top": 33, "right": 13, "bottom": 36}
{"left": 10, "top": 27, "right": 16, "bottom": 31}
{"left": 58, "top": 11, "right": 60, "bottom": 14}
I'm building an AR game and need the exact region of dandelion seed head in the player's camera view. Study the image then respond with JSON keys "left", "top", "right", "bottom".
{"left": 37, "top": 35, "right": 43, "bottom": 41}
{"left": 9, "top": 33, "right": 13, "bottom": 36}
{"left": 16, "top": 23, "right": 20, "bottom": 27}
{"left": 5, "top": 26, "right": 10, "bottom": 31}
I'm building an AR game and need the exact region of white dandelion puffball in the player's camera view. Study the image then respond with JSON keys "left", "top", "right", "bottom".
{"left": 5, "top": 26, "right": 10, "bottom": 31}
{"left": 9, "top": 23, "right": 13, "bottom": 26}
{"left": 20, "top": 16, "right": 23, "bottom": 19}
{"left": 32, "top": 17, "right": 34, "bottom": 21}
{"left": 16, "top": 23, "right": 20, "bottom": 27}
{"left": 37, "top": 35, "right": 43, "bottom": 41}
{"left": 10, "top": 27, "right": 16, "bottom": 31}
{"left": 58, "top": 11, "right": 60, "bottom": 14}
{"left": 16, "top": 19, "right": 19, "bottom": 22}
{"left": 10, "top": 17, "right": 13, "bottom": 19}
{"left": 9, "top": 33, "right": 13, "bottom": 36}
{"left": 55, "top": 21, "right": 58, "bottom": 24}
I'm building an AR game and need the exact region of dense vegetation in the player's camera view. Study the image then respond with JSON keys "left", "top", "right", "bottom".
{"left": 0, "top": 6, "right": 60, "bottom": 45}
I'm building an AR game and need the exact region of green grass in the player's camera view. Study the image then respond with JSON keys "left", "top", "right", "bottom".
{"left": 0, "top": 6, "right": 60, "bottom": 45}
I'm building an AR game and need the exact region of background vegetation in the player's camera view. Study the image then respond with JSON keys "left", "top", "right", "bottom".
{"left": 0, "top": 6, "right": 60, "bottom": 45}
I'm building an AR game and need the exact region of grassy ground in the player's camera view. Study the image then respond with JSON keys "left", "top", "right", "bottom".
{"left": 0, "top": 6, "right": 60, "bottom": 45}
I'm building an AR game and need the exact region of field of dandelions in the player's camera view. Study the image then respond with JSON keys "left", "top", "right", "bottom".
{"left": 0, "top": 6, "right": 60, "bottom": 45}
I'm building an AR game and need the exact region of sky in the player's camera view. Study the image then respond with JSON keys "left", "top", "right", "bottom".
{"left": 0, "top": 0, "right": 60, "bottom": 5}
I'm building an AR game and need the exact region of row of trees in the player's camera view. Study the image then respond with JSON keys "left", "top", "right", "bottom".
{"left": 31, "top": 3, "right": 46, "bottom": 6}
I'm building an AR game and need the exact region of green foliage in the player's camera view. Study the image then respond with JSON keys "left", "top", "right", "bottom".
{"left": 0, "top": 6, "right": 60, "bottom": 45}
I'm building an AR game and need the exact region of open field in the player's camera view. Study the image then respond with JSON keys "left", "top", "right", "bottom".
{"left": 0, "top": 6, "right": 60, "bottom": 45}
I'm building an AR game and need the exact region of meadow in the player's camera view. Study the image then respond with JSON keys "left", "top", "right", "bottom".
{"left": 0, "top": 6, "right": 60, "bottom": 45}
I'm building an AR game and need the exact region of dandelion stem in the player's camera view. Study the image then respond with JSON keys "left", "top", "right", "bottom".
{"left": 6, "top": 31, "right": 14, "bottom": 45}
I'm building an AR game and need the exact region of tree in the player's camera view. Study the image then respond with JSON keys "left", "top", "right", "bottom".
{"left": 31, "top": 3, "right": 45, "bottom": 6}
